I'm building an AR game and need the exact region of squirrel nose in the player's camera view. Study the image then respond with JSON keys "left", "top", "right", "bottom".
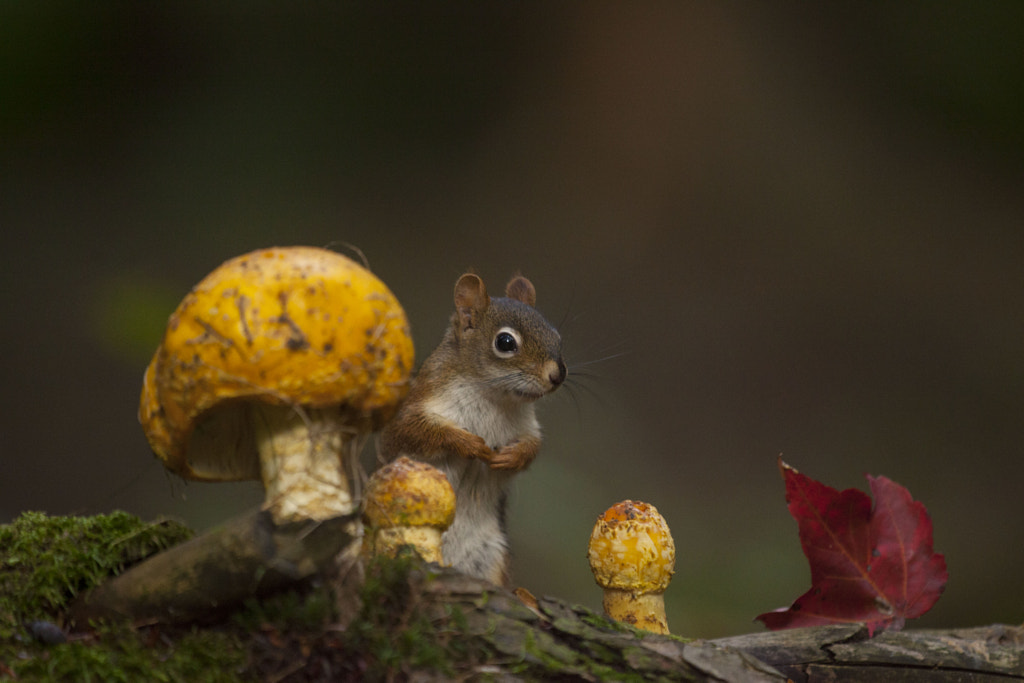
{"left": 548, "top": 360, "right": 567, "bottom": 388}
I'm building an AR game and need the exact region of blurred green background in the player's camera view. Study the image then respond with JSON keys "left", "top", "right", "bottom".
{"left": 2, "top": 3, "right": 1023, "bottom": 638}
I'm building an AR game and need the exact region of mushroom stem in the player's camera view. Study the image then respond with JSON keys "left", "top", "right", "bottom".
{"left": 601, "top": 588, "right": 669, "bottom": 635}
{"left": 251, "top": 404, "right": 362, "bottom": 524}
{"left": 371, "top": 527, "right": 445, "bottom": 564}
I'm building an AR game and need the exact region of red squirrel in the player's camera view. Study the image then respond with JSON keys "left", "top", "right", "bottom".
{"left": 380, "top": 272, "right": 566, "bottom": 585}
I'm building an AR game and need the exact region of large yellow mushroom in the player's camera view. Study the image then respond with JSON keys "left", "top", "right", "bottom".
{"left": 588, "top": 500, "right": 675, "bottom": 634}
{"left": 139, "top": 246, "right": 414, "bottom": 524}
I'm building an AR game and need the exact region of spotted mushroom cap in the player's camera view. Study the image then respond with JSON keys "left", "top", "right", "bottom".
{"left": 363, "top": 456, "right": 456, "bottom": 530}
{"left": 139, "top": 246, "right": 414, "bottom": 481}
{"left": 588, "top": 500, "right": 676, "bottom": 593}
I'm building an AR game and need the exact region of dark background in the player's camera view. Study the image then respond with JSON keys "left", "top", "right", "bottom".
{"left": 3, "top": 3, "right": 1023, "bottom": 638}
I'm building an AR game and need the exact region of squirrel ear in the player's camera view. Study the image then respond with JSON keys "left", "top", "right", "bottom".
{"left": 505, "top": 275, "right": 536, "bottom": 307}
{"left": 454, "top": 273, "right": 489, "bottom": 331}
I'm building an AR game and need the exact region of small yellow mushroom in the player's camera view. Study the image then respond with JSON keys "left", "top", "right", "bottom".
{"left": 362, "top": 456, "right": 456, "bottom": 564}
{"left": 139, "top": 246, "right": 414, "bottom": 524}
{"left": 588, "top": 500, "right": 675, "bottom": 634}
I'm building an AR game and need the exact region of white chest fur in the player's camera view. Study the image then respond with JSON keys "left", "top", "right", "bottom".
{"left": 423, "top": 378, "right": 540, "bottom": 450}
{"left": 418, "top": 378, "right": 541, "bottom": 581}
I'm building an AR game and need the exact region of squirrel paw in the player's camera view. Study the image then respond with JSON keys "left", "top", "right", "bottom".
{"left": 489, "top": 441, "right": 537, "bottom": 471}
{"left": 456, "top": 431, "right": 494, "bottom": 463}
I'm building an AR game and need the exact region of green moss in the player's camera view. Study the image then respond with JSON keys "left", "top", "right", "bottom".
{"left": 342, "top": 550, "right": 486, "bottom": 679}
{"left": 4, "top": 622, "right": 246, "bottom": 683}
{"left": 576, "top": 610, "right": 691, "bottom": 644}
{"left": 0, "top": 512, "right": 456, "bottom": 682}
{"left": 0, "top": 510, "right": 193, "bottom": 638}
{"left": 233, "top": 584, "right": 337, "bottom": 633}
{"left": 345, "top": 551, "right": 448, "bottom": 674}
{"left": 0, "top": 511, "right": 252, "bottom": 683}
{"left": 2, "top": 511, "right": 679, "bottom": 680}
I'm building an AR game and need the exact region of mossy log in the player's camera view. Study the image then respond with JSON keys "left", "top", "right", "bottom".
{"left": 69, "top": 507, "right": 358, "bottom": 625}
{"left": 63, "top": 516, "right": 1024, "bottom": 680}
{"left": 351, "top": 559, "right": 786, "bottom": 682}
{"left": 348, "top": 562, "right": 1024, "bottom": 681}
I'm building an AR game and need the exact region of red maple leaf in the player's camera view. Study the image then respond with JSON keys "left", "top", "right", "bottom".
{"left": 756, "top": 458, "right": 947, "bottom": 636}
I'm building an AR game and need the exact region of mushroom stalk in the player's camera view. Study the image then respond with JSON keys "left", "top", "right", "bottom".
{"left": 601, "top": 588, "right": 669, "bottom": 635}
{"left": 372, "top": 526, "right": 444, "bottom": 564}
{"left": 251, "top": 404, "right": 363, "bottom": 524}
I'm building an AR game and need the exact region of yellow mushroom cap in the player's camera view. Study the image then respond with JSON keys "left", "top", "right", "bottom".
{"left": 588, "top": 500, "right": 675, "bottom": 593}
{"left": 363, "top": 457, "right": 456, "bottom": 530}
{"left": 139, "top": 246, "right": 414, "bottom": 481}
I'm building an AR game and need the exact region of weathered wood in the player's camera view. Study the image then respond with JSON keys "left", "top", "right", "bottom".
{"left": 70, "top": 507, "right": 358, "bottom": 625}
{"left": 378, "top": 562, "right": 787, "bottom": 681}
{"left": 409, "top": 566, "right": 1024, "bottom": 681}
{"left": 711, "top": 623, "right": 1024, "bottom": 682}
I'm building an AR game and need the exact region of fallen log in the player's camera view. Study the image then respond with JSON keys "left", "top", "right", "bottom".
{"left": 70, "top": 507, "right": 359, "bottom": 625}
{"left": 67, "top": 520, "right": 1024, "bottom": 681}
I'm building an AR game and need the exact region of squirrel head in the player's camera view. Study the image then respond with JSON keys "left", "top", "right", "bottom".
{"left": 450, "top": 272, "right": 567, "bottom": 401}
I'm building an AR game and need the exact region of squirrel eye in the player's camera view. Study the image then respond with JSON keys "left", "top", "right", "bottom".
{"left": 493, "top": 328, "right": 520, "bottom": 357}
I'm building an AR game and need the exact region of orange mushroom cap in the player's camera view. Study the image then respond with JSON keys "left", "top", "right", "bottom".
{"left": 139, "top": 246, "right": 414, "bottom": 481}
{"left": 588, "top": 500, "right": 675, "bottom": 593}
{"left": 363, "top": 456, "right": 456, "bottom": 530}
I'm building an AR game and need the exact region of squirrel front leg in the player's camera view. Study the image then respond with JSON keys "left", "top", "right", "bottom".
{"left": 382, "top": 406, "right": 494, "bottom": 463}
{"left": 487, "top": 434, "right": 541, "bottom": 471}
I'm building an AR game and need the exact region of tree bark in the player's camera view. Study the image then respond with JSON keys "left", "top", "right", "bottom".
{"left": 711, "top": 623, "right": 1024, "bottom": 682}
{"left": 394, "top": 565, "right": 786, "bottom": 682}
{"left": 356, "top": 562, "right": 1024, "bottom": 681}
